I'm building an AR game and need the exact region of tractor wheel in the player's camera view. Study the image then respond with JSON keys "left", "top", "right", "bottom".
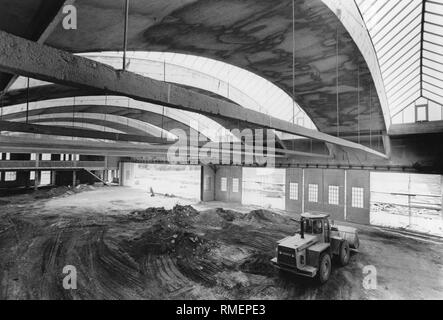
{"left": 318, "top": 252, "right": 331, "bottom": 284}
{"left": 339, "top": 240, "right": 350, "bottom": 266}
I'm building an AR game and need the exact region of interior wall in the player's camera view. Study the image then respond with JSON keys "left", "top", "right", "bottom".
{"left": 323, "top": 169, "right": 346, "bottom": 222}
{"left": 285, "top": 168, "right": 303, "bottom": 214}
{"left": 214, "top": 166, "right": 242, "bottom": 204}
{"left": 346, "top": 170, "right": 370, "bottom": 224}
{"left": 286, "top": 168, "right": 368, "bottom": 224}
{"left": 304, "top": 169, "right": 325, "bottom": 213}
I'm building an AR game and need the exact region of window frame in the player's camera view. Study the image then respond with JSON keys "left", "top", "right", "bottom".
{"left": 308, "top": 184, "right": 319, "bottom": 203}
{"left": 351, "top": 187, "right": 365, "bottom": 209}
{"left": 289, "top": 182, "right": 299, "bottom": 201}
{"left": 328, "top": 185, "right": 340, "bottom": 206}
{"left": 221, "top": 177, "right": 228, "bottom": 192}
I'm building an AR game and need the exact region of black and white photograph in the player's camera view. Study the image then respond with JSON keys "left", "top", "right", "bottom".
{"left": 0, "top": 0, "right": 442, "bottom": 306}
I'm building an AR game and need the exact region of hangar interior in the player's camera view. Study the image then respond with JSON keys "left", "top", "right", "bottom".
{"left": 0, "top": 0, "right": 442, "bottom": 300}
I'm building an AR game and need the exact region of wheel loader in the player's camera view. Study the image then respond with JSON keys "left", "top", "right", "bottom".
{"left": 271, "top": 212, "right": 359, "bottom": 284}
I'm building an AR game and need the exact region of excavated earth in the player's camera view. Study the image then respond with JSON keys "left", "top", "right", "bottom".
{"left": 0, "top": 186, "right": 442, "bottom": 300}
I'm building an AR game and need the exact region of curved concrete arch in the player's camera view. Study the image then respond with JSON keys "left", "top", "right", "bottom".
{"left": 1, "top": 102, "right": 212, "bottom": 141}
{"left": 76, "top": 52, "right": 317, "bottom": 130}
{"left": 9, "top": 111, "right": 173, "bottom": 137}
{"left": 27, "top": 121, "right": 127, "bottom": 135}
{"left": 1, "top": 87, "right": 232, "bottom": 141}
{"left": 321, "top": 0, "right": 390, "bottom": 129}
{"left": 18, "top": 116, "right": 150, "bottom": 136}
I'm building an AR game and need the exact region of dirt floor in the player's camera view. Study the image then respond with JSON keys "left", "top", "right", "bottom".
{"left": 0, "top": 186, "right": 442, "bottom": 300}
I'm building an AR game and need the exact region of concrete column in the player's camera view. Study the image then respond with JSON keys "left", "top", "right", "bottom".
{"left": 34, "top": 154, "right": 40, "bottom": 190}
{"left": 118, "top": 162, "right": 123, "bottom": 186}
{"left": 72, "top": 170, "right": 77, "bottom": 187}
{"left": 301, "top": 168, "right": 305, "bottom": 213}
{"left": 34, "top": 171, "right": 40, "bottom": 190}
{"left": 51, "top": 170, "right": 57, "bottom": 185}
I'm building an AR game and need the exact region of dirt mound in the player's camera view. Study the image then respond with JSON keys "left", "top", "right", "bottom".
{"left": 194, "top": 208, "right": 244, "bottom": 228}
{"left": 130, "top": 207, "right": 168, "bottom": 219}
{"left": 195, "top": 210, "right": 225, "bottom": 228}
{"left": 129, "top": 223, "right": 208, "bottom": 256}
{"left": 126, "top": 205, "right": 208, "bottom": 257}
{"left": 32, "top": 184, "right": 98, "bottom": 200}
{"left": 245, "top": 209, "right": 289, "bottom": 224}
{"left": 129, "top": 205, "right": 199, "bottom": 226}
{"left": 215, "top": 208, "right": 243, "bottom": 222}
{"left": 33, "top": 186, "right": 71, "bottom": 199}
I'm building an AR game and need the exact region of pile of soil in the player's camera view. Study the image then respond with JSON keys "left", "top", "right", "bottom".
{"left": 215, "top": 208, "right": 243, "bottom": 222}
{"left": 128, "top": 221, "right": 210, "bottom": 256}
{"left": 129, "top": 205, "right": 199, "bottom": 227}
{"left": 33, "top": 184, "right": 97, "bottom": 199}
{"left": 246, "top": 209, "right": 292, "bottom": 225}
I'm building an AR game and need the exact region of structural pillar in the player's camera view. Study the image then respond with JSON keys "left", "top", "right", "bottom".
{"left": 34, "top": 171, "right": 40, "bottom": 191}
{"left": 51, "top": 170, "right": 57, "bottom": 186}
{"left": 72, "top": 170, "right": 77, "bottom": 187}
{"left": 34, "top": 153, "right": 40, "bottom": 190}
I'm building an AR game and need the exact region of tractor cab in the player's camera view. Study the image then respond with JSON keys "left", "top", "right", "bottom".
{"left": 300, "top": 212, "right": 331, "bottom": 243}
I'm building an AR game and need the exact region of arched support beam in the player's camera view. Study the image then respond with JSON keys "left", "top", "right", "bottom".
{"left": 0, "top": 30, "right": 388, "bottom": 159}
{"left": 1, "top": 104, "right": 208, "bottom": 141}
{"left": 8, "top": 112, "right": 170, "bottom": 137}
{"left": 0, "top": 120, "right": 173, "bottom": 144}
{"left": 26, "top": 117, "right": 148, "bottom": 136}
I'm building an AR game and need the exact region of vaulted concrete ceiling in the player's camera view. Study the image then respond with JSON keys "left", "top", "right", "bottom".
{"left": 0, "top": 0, "right": 386, "bottom": 136}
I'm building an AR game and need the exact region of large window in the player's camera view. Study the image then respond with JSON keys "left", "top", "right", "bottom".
{"left": 308, "top": 184, "right": 319, "bottom": 203}
{"left": 221, "top": 177, "right": 228, "bottom": 192}
{"left": 352, "top": 187, "right": 364, "bottom": 209}
{"left": 5, "top": 171, "right": 16, "bottom": 182}
{"left": 416, "top": 104, "right": 428, "bottom": 122}
{"left": 289, "top": 182, "right": 299, "bottom": 200}
{"left": 40, "top": 171, "right": 51, "bottom": 186}
{"left": 30, "top": 171, "right": 36, "bottom": 181}
{"left": 328, "top": 186, "right": 340, "bottom": 205}
{"left": 232, "top": 178, "right": 239, "bottom": 193}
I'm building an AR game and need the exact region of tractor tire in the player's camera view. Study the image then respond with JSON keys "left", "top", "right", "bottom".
{"left": 318, "top": 252, "right": 331, "bottom": 284}
{"left": 339, "top": 240, "right": 350, "bottom": 266}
